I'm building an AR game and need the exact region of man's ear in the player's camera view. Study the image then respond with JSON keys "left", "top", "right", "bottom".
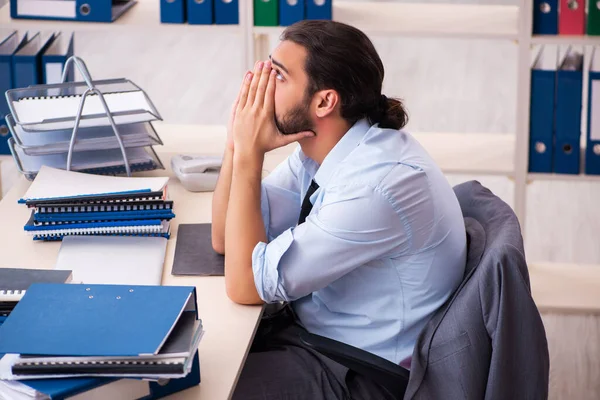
{"left": 314, "top": 90, "right": 339, "bottom": 119}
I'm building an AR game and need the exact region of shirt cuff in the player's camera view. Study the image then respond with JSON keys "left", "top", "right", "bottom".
{"left": 251, "top": 228, "right": 294, "bottom": 303}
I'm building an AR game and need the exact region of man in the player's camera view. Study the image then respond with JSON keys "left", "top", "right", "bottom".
{"left": 211, "top": 20, "right": 467, "bottom": 399}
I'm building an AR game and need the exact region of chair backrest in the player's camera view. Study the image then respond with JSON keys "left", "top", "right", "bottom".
{"left": 404, "top": 180, "right": 549, "bottom": 400}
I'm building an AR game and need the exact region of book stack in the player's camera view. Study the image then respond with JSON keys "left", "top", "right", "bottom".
{"left": 19, "top": 166, "right": 174, "bottom": 241}
{"left": 0, "top": 283, "right": 203, "bottom": 399}
{"left": 4, "top": 62, "right": 165, "bottom": 180}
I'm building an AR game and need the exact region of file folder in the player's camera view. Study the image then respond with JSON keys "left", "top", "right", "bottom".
{"left": 42, "top": 32, "right": 75, "bottom": 84}
{"left": 559, "top": 0, "right": 585, "bottom": 35}
{"left": 586, "top": 47, "right": 600, "bottom": 174}
{"left": 10, "top": 0, "right": 137, "bottom": 23}
{"left": 554, "top": 48, "right": 583, "bottom": 174}
{"left": 161, "top": 0, "right": 186, "bottom": 24}
{"left": 533, "top": 0, "right": 558, "bottom": 34}
{"left": 214, "top": 0, "right": 238, "bottom": 24}
{"left": 306, "top": 0, "right": 332, "bottom": 20}
{"left": 588, "top": 0, "right": 600, "bottom": 35}
{"left": 188, "top": 0, "right": 213, "bottom": 24}
{"left": 0, "top": 284, "right": 202, "bottom": 379}
{"left": 12, "top": 32, "right": 57, "bottom": 89}
{"left": 529, "top": 46, "right": 557, "bottom": 173}
{"left": 280, "top": 0, "right": 304, "bottom": 26}
{"left": 254, "top": 0, "right": 278, "bottom": 26}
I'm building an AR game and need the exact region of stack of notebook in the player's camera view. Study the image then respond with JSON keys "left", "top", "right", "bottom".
{"left": 0, "top": 283, "right": 203, "bottom": 399}
{"left": 19, "top": 166, "right": 174, "bottom": 241}
{"left": 4, "top": 62, "right": 165, "bottom": 179}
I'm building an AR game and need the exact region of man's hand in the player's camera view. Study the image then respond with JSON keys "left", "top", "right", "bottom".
{"left": 232, "top": 61, "right": 314, "bottom": 157}
{"left": 225, "top": 75, "right": 244, "bottom": 151}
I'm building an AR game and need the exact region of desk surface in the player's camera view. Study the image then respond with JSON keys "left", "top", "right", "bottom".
{"left": 0, "top": 124, "right": 297, "bottom": 400}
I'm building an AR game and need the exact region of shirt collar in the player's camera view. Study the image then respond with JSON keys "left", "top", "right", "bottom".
{"left": 313, "top": 118, "right": 371, "bottom": 188}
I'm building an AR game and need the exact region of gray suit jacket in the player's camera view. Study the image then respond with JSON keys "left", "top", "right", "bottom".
{"left": 404, "top": 181, "right": 549, "bottom": 399}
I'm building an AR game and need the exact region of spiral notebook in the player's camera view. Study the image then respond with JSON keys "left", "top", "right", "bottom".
{"left": 0, "top": 284, "right": 203, "bottom": 380}
{"left": 35, "top": 200, "right": 174, "bottom": 214}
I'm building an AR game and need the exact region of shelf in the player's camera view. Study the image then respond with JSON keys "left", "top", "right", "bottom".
{"left": 529, "top": 262, "right": 600, "bottom": 313}
{"left": 0, "top": 1, "right": 242, "bottom": 34}
{"left": 411, "top": 132, "right": 515, "bottom": 176}
{"left": 531, "top": 35, "right": 600, "bottom": 45}
{"left": 528, "top": 173, "right": 600, "bottom": 182}
{"left": 254, "top": 2, "right": 519, "bottom": 40}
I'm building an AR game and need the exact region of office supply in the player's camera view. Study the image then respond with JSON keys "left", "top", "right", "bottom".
{"left": 533, "top": 0, "right": 558, "bottom": 34}
{"left": 7, "top": 116, "right": 163, "bottom": 156}
{"left": 0, "top": 352, "right": 200, "bottom": 399}
{"left": 171, "top": 155, "right": 221, "bottom": 192}
{"left": 35, "top": 209, "right": 175, "bottom": 223}
{"left": 161, "top": 0, "right": 186, "bottom": 24}
{"left": 558, "top": 0, "right": 585, "bottom": 35}
{"left": 6, "top": 79, "right": 162, "bottom": 132}
{"left": 214, "top": 0, "right": 238, "bottom": 24}
{"left": 10, "top": 0, "right": 138, "bottom": 23}
{"left": 529, "top": 46, "right": 557, "bottom": 173}
{"left": 172, "top": 224, "right": 224, "bottom": 276}
{"left": 0, "top": 283, "right": 203, "bottom": 379}
{"left": 34, "top": 199, "right": 174, "bottom": 215}
{"left": 586, "top": 47, "right": 600, "bottom": 174}
{"left": 279, "top": 0, "right": 304, "bottom": 26}
{"left": 20, "top": 166, "right": 169, "bottom": 203}
{"left": 10, "top": 139, "right": 164, "bottom": 181}
{"left": 55, "top": 236, "right": 167, "bottom": 285}
{"left": 554, "top": 47, "right": 583, "bottom": 174}
{"left": 305, "top": 0, "right": 332, "bottom": 20}
{"left": 254, "top": 0, "right": 278, "bottom": 26}
{"left": 588, "top": 0, "right": 600, "bottom": 35}
{"left": 42, "top": 32, "right": 75, "bottom": 84}
{"left": 187, "top": 0, "right": 213, "bottom": 24}
{"left": 12, "top": 31, "right": 57, "bottom": 88}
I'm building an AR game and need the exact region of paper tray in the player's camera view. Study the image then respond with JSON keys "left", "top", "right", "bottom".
{"left": 5, "top": 79, "right": 162, "bottom": 132}
{"left": 9, "top": 138, "right": 165, "bottom": 181}
{"left": 7, "top": 115, "right": 163, "bottom": 156}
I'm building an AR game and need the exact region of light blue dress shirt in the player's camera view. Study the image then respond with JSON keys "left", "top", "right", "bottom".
{"left": 252, "top": 118, "right": 467, "bottom": 365}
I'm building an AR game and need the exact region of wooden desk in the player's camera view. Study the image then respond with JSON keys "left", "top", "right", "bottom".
{"left": 0, "top": 124, "right": 296, "bottom": 400}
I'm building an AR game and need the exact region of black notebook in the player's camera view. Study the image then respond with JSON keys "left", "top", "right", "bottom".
{"left": 172, "top": 224, "right": 224, "bottom": 276}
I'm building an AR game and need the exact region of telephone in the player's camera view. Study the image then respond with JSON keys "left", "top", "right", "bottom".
{"left": 171, "top": 155, "right": 222, "bottom": 192}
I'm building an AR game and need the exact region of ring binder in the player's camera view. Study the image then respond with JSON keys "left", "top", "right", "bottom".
{"left": 5, "top": 56, "right": 164, "bottom": 178}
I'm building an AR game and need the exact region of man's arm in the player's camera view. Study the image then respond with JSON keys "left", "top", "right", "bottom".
{"left": 211, "top": 147, "right": 234, "bottom": 255}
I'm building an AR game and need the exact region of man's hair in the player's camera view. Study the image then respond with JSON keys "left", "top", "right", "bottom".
{"left": 281, "top": 20, "right": 408, "bottom": 130}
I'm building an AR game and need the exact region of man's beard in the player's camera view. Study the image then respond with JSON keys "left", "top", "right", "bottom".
{"left": 275, "top": 99, "right": 315, "bottom": 136}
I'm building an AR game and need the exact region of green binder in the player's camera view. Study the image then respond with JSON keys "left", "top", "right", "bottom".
{"left": 588, "top": 1, "right": 600, "bottom": 35}
{"left": 254, "top": 0, "right": 278, "bottom": 26}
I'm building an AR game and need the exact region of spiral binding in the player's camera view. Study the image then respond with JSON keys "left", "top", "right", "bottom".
{"left": 37, "top": 201, "right": 173, "bottom": 214}
{"left": 27, "top": 223, "right": 164, "bottom": 237}
{"left": 0, "top": 289, "right": 25, "bottom": 297}
{"left": 16, "top": 359, "right": 182, "bottom": 367}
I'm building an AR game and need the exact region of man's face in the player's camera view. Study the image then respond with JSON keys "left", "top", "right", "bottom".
{"left": 270, "top": 41, "right": 315, "bottom": 135}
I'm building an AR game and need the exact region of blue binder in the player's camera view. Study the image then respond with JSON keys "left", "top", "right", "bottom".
{"left": 10, "top": 0, "right": 137, "bottom": 23}
{"left": 17, "top": 352, "right": 200, "bottom": 399}
{"left": 0, "top": 284, "right": 198, "bottom": 357}
{"left": 42, "top": 32, "right": 75, "bottom": 84}
{"left": 280, "top": 0, "right": 304, "bottom": 26}
{"left": 529, "top": 46, "right": 557, "bottom": 173}
{"left": 161, "top": 0, "right": 186, "bottom": 23}
{"left": 188, "top": 0, "right": 213, "bottom": 24}
{"left": 0, "top": 31, "right": 28, "bottom": 155}
{"left": 532, "top": 0, "right": 558, "bottom": 34}
{"left": 305, "top": 0, "right": 331, "bottom": 20}
{"left": 214, "top": 0, "right": 238, "bottom": 24}
{"left": 554, "top": 48, "right": 583, "bottom": 174}
{"left": 12, "top": 32, "right": 57, "bottom": 89}
{"left": 586, "top": 47, "right": 600, "bottom": 175}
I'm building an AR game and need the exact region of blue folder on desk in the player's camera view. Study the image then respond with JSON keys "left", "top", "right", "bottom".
{"left": 586, "top": 47, "right": 600, "bottom": 175}
{"left": 554, "top": 47, "right": 583, "bottom": 175}
{"left": 10, "top": 0, "right": 137, "bottom": 23}
{"left": 280, "top": 0, "right": 304, "bottom": 26}
{"left": 532, "top": 0, "right": 558, "bottom": 34}
{"left": 0, "top": 30, "right": 29, "bottom": 155}
{"left": 12, "top": 32, "right": 57, "bottom": 89}
{"left": 42, "top": 32, "right": 75, "bottom": 84}
{"left": 529, "top": 46, "right": 557, "bottom": 173}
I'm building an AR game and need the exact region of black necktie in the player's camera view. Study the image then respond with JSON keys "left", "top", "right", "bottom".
{"left": 298, "top": 180, "right": 319, "bottom": 225}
